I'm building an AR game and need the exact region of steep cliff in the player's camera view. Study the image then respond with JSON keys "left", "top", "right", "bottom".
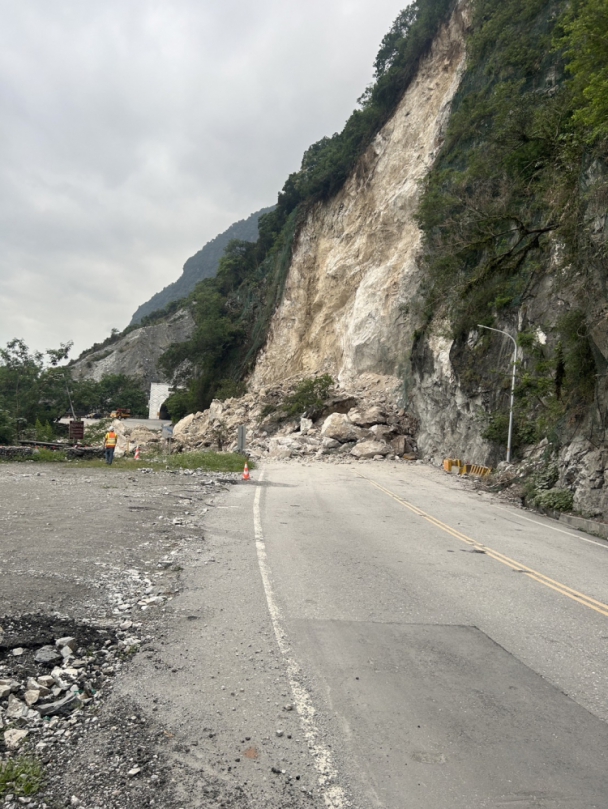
{"left": 252, "top": 4, "right": 468, "bottom": 393}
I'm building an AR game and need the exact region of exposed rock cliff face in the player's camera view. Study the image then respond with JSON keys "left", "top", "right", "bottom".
{"left": 71, "top": 309, "right": 194, "bottom": 388}
{"left": 246, "top": 2, "right": 489, "bottom": 481}
{"left": 251, "top": 4, "right": 469, "bottom": 399}
{"left": 409, "top": 329, "right": 493, "bottom": 467}
{"left": 250, "top": 4, "right": 476, "bottom": 469}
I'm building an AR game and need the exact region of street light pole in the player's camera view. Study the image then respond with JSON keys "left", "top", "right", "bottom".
{"left": 477, "top": 324, "right": 518, "bottom": 463}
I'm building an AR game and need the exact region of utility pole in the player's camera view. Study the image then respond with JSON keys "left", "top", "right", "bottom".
{"left": 478, "top": 325, "right": 518, "bottom": 463}
{"left": 64, "top": 375, "right": 77, "bottom": 422}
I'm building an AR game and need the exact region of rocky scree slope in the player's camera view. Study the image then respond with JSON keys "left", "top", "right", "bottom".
{"left": 173, "top": 374, "right": 419, "bottom": 463}
{"left": 70, "top": 309, "right": 195, "bottom": 388}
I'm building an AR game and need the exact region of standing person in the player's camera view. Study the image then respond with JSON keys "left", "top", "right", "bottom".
{"left": 104, "top": 427, "right": 118, "bottom": 465}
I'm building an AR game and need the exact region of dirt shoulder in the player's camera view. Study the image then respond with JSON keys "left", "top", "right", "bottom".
{"left": 0, "top": 462, "right": 324, "bottom": 809}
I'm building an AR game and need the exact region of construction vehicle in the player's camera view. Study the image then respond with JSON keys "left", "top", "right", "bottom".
{"left": 110, "top": 408, "right": 131, "bottom": 419}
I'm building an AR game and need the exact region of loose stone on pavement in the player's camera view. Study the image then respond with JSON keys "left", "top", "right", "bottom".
{"left": 0, "top": 465, "right": 253, "bottom": 809}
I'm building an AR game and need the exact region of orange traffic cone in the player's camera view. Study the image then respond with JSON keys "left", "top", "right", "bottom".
{"left": 134, "top": 446, "right": 141, "bottom": 460}
{"left": 242, "top": 462, "right": 250, "bottom": 481}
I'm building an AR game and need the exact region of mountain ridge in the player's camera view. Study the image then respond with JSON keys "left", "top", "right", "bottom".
{"left": 129, "top": 205, "right": 274, "bottom": 325}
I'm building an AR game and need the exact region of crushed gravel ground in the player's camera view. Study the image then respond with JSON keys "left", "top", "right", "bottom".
{"left": 0, "top": 463, "right": 325, "bottom": 809}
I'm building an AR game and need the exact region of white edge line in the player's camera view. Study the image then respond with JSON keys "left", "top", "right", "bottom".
{"left": 494, "top": 505, "right": 608, "bottom": 550}
{"left": 253, "top": 473, "right": 349, "bottom": 809}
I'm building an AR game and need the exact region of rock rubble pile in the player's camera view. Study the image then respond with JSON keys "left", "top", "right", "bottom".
{"left": 173, "top": 375, "right": 419, "bottom": 462}
{"left": 1, "top": 616, "right": 140, "bottom": 759}
{"left": 104, "top": 422, "right": 163, "bottom": 458}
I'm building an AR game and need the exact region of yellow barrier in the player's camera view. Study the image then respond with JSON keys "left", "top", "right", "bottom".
{"left": 469, "top": 464, "right": 492, "bottom": 478}
{"left": 443, "top": 458, "right": 464, "bottom": 472}
{"left": 443, "top": 459, "right": 492, "bottom": 478}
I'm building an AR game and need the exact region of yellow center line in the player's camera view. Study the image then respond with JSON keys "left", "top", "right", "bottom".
{"left": 358, "top": 473, "right": 608, "bottom": 619}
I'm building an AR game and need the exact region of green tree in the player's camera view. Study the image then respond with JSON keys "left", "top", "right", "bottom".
{"left": 0, "top": 338, "right": 149, "bottom": 435}
{"left": 0, "top": 339, "right": 45, "bottom": 426}
{"left": 0, "top": 410, "right": 15, "bottom": 444}
{"left": 560, "top": 0, "right": 608, "bottom": 142}
{"left": 70, "top": 374, "right": 148, "bottom": 416}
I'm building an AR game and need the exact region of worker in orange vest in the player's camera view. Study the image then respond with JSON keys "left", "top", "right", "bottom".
{"left": 104, "top": 428, "right": 118, "bottom": 465}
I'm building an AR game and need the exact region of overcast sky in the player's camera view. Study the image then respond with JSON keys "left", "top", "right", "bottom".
{"left": 0, "top": 0, "right": 407, "bottom": 358}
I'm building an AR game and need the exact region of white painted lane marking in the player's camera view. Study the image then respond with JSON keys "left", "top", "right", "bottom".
{"left": 494, "top": 505, "right": 608, "bottom": 550}
{"left": 253, "top": 474, "right": 348, "bottom": 809}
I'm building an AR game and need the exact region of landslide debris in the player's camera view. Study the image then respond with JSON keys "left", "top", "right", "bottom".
{"left": 173, "top": 374, "right": 419, "bottom": 463}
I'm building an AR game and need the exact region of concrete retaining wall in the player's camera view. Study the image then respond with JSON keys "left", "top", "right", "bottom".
{"left": 559, "top": 513, "right": 608, "bottom": 540}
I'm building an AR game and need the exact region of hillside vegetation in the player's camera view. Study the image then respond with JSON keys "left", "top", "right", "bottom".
{"left": 417, "top": 0, "right": 608, "bottom": 451}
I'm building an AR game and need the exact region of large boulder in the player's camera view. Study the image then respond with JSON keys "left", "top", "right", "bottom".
{"left": 390, "top": 435, "right": 408, "bottom": 456}
{"left": 4, "top": 728, "right": 28, "bottom": 750}
{"left": 348, "top": 406, "right": 387, "bottom": 426}
{"left": 300, "top": 417, "right": 314, "bottom": 435}
{"left": 390, "top": 435, "right": 417, "bottom": 457}
{"left": 351, "top": 440, "right": 391, "bottom": 459}
{"left": 322, "top": 437, "right": 340, "bottom": 449}
{"left": 320, "top": 413, "right": 362, "bottom": 443}
{"left": 172, "top": 411, "right": 212, "bottom": 448}
{"left": 172, "top": 412, "right": 195, "bottom": 437}
{"left": 369, "top": 424, "right": 395, "bottom": 441}
{"left": 269, "top": 434, "right": 321, "bottom": 457}
{"left": 207, "top": 400, "right": 225, "bottom": 421}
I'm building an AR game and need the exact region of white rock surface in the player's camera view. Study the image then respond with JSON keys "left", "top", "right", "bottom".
{"left": 351, "top": 440, "right": 391, "bottom": 459}
{"left": 320, "top": 414, "right": 362, "bottom": 443}
{"left": 349, "top": 406, "right": 387, "bottom": 426}
{"left": 250, "top": 4, "right": 470, "bottom": 390}
{"left": 300, "top": 417, "right": 314, "bottom": 435}
{"left": 4, "top": 727, "right": 28, "bottom": 749}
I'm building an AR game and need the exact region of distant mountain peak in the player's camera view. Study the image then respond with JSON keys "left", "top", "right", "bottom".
{"left": 129, "top": 205, "right": 274, "bottom": 325}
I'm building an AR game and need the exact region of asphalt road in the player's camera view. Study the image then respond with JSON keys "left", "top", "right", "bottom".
{"left": 240, "top": 460, "right": 608, "bottom": 809}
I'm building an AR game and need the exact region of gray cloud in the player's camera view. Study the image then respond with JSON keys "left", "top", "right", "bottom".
{"left": 0, "top": 0, "right": 407, "bottom": 356}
